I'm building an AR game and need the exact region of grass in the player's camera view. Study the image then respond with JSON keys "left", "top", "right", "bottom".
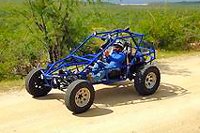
{"left": 0, "top": 79, "right": 24, "bottom": 93}
{"left": 0, "top": 1, "right": 200, "bottom": 92}
{"left": 157, "top": 50, "right": 200, "bottom": 59}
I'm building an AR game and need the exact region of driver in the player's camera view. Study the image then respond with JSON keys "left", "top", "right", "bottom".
{"left": 91, "top": 41, "right": 126, "bottom": 82}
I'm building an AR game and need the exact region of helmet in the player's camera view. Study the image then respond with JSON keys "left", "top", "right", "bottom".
{"left": 113, "top": 40, "right": 124, "bottom": 49}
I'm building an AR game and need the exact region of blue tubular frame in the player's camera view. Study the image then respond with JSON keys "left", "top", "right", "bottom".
{"left": 42, "top": 28, "right": 156, "bottom": 86}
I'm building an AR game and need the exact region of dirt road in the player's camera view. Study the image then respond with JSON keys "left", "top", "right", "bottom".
{"left": 1, "top": 55, "right": 200, "bottom": 133}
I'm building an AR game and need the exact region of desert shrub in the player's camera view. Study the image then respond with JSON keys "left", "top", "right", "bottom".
{"left": 0, "top": 1, "right": 200, "bottom": 80}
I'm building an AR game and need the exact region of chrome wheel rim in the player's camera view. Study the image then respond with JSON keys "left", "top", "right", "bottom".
{"left": 75, "top": 88, "right": 90, "bottom": 107}
{"left": 145, "top": 72, "right": 157, "bottom": 89}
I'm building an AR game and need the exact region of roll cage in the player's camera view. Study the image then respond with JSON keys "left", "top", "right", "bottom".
{"left": 42, "top": 28, "right": 156, "bottom": 84}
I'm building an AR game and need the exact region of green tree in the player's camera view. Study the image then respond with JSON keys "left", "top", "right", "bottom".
{"left": 27, "top": 0, "right": 80, "bottom": 63}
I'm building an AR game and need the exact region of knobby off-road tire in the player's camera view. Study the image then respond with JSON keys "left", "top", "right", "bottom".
{"left": 134, "top": 65, "right": 160, "bottom": 96}
{"left": 25, "top": 68, "right": 51, "bottom": 97}
{"left": 65, "top": 80, "right": 95, "bottom": 114}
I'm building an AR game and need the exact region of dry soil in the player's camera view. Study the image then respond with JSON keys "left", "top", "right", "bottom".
{"left": 0, "top": 54, "right": 200, "bottom": 133}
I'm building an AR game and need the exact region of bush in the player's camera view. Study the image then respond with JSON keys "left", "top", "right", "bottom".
{"left": 0, "top": 2, "right": 200, "bottom": 80}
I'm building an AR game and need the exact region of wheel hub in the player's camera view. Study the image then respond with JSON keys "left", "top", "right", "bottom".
{"left": 75, "top": 88, "right": 90, "bottom": 107}
{"left": 33, "top": 74, "right": 44, "bottom": 89}
{"left": 145, "top": 72, "right": 157, "bottom": 89}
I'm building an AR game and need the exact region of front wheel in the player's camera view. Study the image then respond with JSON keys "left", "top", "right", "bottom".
{"left": 134, "top": 65, "right": 160, "bottom": 96}
{"left": 65, "top": 80, "right": 95, "bottom": 114}
{"left": 25, "top": 68, "right": 51, "bottom": 97}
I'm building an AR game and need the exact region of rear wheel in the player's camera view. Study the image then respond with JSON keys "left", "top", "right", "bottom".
{"left": 25, "top": 68, "right": 51, "bottom": 97}
{"left": 65, "top": 80, "right": 95, "bottom": 114}
{"left": 134, "top": 65, "right": 160, "bottom": 96}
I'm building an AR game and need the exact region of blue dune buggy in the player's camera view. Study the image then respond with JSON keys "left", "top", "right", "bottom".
{"left": 25, "top": 28, "right": 160, "bottom": 114}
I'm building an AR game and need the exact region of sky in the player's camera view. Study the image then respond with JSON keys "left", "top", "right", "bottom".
{"left": 105, "top": 0, "right": 200, "bottom": 4}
